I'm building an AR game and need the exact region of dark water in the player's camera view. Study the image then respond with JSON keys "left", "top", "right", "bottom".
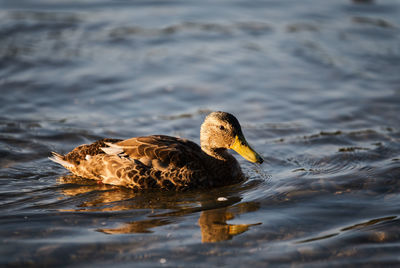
{"left": 1, "top": 0, "right": 400, "bottom": 266}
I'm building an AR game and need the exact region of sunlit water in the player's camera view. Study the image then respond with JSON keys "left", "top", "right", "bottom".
{"left": 1, "top": 0, "right": 400, "bottom": 266}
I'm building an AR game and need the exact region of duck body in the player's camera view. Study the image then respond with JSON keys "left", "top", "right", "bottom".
{"left": 50, "top": 112, "right": 263, "bottom": 191}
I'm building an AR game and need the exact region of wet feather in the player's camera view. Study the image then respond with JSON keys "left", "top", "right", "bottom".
{"left": 49, "top": 112, "right": 263, "bottom": 190}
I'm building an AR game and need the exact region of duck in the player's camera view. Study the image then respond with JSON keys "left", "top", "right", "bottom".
{"left": 49, "top": 111, "right": 263, "bottom": 190}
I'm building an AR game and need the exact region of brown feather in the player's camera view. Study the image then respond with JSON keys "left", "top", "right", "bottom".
{"left": 49, "top": 112, "right": 262, "bottom": 191}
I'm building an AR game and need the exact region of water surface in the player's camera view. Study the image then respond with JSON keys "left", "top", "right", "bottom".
{"left": 1, "top": 0, "right": 400, "bottom": 266}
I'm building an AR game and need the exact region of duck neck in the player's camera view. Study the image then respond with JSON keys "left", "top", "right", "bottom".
{"left": 201, "top": 144, "right": 243, "bottom": 183}
{"left": 200, "top": 135, "right": 243, "bottom": 182}
{"left": 201, "top": 146, "right": 230, "bottom": 161}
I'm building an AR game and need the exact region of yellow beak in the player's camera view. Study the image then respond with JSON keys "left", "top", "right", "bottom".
{"left": 230, "top": 135, "right": 263, "bottom": 164}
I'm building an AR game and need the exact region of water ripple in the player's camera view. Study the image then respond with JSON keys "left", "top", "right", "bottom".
{"left": 1, "top": 0, "right": 400, "bottom": 266}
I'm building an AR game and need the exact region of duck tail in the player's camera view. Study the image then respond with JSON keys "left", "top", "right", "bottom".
{"left": 49, "top": 152, "right": 75, "bottom": 169}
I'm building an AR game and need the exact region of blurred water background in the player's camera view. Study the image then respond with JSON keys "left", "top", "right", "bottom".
{"left": 1, "top": 0, "right": 400, "bottom": 266}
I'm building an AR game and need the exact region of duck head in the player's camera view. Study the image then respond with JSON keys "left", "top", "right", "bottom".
{"left": 200, "top": 111, "right": 263, "bottom": 164}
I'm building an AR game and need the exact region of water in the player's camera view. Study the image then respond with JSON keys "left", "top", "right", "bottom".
{"left": 1, "top": 0, "right": 400, "bottom": 266}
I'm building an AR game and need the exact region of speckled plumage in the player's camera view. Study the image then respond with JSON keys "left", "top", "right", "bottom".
{"left": 50, "top": 112, "right": 263, "bottom": 191}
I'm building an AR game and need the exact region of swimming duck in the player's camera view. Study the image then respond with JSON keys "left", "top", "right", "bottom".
{"left": 49, "top": 111, "right": 263, "bottom": 190}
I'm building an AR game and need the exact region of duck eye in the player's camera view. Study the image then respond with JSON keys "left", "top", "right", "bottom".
{"left": 219, "top": 125, "right": 225, "bottom": 130}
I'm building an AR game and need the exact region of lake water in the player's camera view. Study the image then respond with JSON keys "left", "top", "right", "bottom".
{"left": 1, "top": 0, "right": 400, "bottom": 266}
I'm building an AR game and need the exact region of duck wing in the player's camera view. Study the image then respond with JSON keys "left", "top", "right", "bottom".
{"left": 103, "top": 135, "right": 204, "bottom": 168}
{"left": 97, "top": 135, "right": 209, "bottom": 189}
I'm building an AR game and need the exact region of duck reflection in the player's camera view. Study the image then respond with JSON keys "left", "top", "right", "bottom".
{"left": 57, "top": 176, "right": 261, "bottom": 242}
{"left": 198, "top": 203, "right": 261, "bottom": 243}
